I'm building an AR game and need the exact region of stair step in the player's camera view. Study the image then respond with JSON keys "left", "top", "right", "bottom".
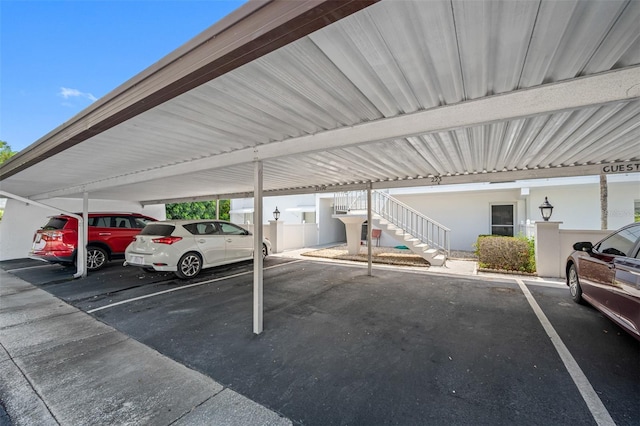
{"left": 429, "top": 254, "right": 446, "bottom": 266}
{"left": 337, "top": 191, "right": 450, "bottom": 265}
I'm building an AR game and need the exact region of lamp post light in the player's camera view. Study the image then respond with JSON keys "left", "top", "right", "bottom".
{"left": 273, "top": 206, "right": 280, "bottom": 221}
{"left": 539, "top": 197, "right": 554, "bottom": 221}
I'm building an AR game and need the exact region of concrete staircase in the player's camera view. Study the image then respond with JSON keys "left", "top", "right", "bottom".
{"left": 334, "top": 191, "right": 450, "bottom": 266}
{"left": 371, "top": 216, "right": 447, "bottom": 266}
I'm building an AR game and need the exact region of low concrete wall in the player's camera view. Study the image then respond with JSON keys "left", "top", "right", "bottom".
{"left": 245, "top": 223, "right": 320, "bottom": 252}
{"left": 557, "top": 229, "right": 611, "bottom": 278}
{"left": 282, "top": 223, "right": 318, "bottom": 251}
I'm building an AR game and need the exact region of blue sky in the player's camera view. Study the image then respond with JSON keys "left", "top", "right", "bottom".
{"left": 1, "top": 0, "right": 246, "bottom": 153}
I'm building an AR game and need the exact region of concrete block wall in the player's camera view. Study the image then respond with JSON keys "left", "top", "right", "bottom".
{"left": 244, "top": 223, "right": 319, "bottom": 252}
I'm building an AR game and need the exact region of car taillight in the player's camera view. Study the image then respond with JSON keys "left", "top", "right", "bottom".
{"left": 42, "top": 231, "right": 63, "bottom": 242}
{"left": 152, "top": 236, "right": 182, "bottom": 245}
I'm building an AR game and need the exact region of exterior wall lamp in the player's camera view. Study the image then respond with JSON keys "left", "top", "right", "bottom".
{"left": 273, "top": 206, "right": 280, "bottom": 221}
{"left": 539, "top": 197, "right": 554, "bottom": 221}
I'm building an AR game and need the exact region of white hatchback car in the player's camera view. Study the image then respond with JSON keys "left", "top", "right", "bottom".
{"left": 124, "top": 220, "right": 271, "bottom": 279}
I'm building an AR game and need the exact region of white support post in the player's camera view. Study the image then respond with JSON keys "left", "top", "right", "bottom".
{"left": 80, "top": 192, "right": 89, "bottom": 278}
{"left": 253, "top": 161, "right": 264, "bottom": 335}
{"left": 367, "top": 183, "right": 373, "bottom": 277}
{"left": 216, "top": 197, "right": 220, "bottom": 220}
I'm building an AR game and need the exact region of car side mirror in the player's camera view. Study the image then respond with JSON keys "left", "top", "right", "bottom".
{"left": 573, "top": 241, "right": 593, "bottom": 252}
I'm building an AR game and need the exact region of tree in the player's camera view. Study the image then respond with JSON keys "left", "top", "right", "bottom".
{"left": 0, "top": 140, "right": 16, "bottom": 164}
{"left": 166, "top": 200, "right": 230, "bottom": 221}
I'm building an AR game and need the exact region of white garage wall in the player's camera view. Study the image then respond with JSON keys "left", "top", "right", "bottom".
{"left": 608, "top": 181, "right": 640, "bottom": 229}
{"left": 393, "top": 189, "right": 523, "bottom": 251}
{"left": 0, "top": 198, "right": 165, "bottom": 261}
{"left": 529, "top": 180, "right": 640, "bottom": 231}
{"left": 318, "top": 198, "right": 345, "bottom": 246}
{"left": 529, "top": 185, "right": 598, "bottom": 229}
{"left": 245, "top": 223, "right": 319, "bottom": 251}
{"left": 230, "top": 194, "right": 318, "bottom": 225}
{"left": 389, "top": 179, "right": 638, "bottom": 252}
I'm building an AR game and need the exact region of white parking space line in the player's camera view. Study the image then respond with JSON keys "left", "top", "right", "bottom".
{"left": 87, "top": 260, "right": 302, "bottom": 314}
{"left": 515, "top": 278, "right": 616, "bottom": 426}
{"left": 521, "top": 280, "right": 566, "bottom": 289}
{"left": 6, "top": 264, "right": 60, "bottom": 272}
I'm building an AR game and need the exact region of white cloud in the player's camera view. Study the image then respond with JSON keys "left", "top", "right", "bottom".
{"left": 59, "top": 87, "right": 97, "bottom": 102}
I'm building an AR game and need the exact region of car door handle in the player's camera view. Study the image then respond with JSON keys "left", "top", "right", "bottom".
{"left": 226, "top": 239, "right": 232, "bottom": 243}
{"left": 99, "top": 233, "right": 111, "bottom": 236}
{"left": 198, "top": 239, "right": 206, "bottom": 243}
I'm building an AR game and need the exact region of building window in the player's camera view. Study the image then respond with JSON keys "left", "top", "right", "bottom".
{"left": 491, "top": 204, "right": 514, "bottom": 237}
{"left": 303, "top": 212, "right": 316, "bottom": 223}
{"left": 635, "top": 200, "right": 640, "bottom": 222}
{"left": 243, "top": 213, "right": 252, "bottom": 224}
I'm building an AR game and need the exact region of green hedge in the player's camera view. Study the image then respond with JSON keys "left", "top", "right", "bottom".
{"left": 474, "top": 235, "right": 536, "bottom": 273}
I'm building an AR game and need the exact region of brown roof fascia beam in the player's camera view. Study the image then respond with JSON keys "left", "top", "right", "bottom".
{"left": 1, "top": 0, "right": 378, "bottom": 180}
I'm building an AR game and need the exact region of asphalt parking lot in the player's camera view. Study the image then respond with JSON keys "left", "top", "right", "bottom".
{"left": 2, "top": 256, "right": 639, "bottom": 425}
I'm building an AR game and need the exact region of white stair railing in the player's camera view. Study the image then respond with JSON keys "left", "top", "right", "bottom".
{"left": 334, "top": 190, "right": 450, "bottom": 257}
{"left": 334, "top": 190, "right": 367, "bottom": 213}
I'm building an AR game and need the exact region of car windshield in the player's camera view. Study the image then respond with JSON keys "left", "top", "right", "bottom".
{"left": 42, "top": 217, "right": 68, "bottom": 230}
{"left": 140, "top": 224, "right": 175, "bottom": 236}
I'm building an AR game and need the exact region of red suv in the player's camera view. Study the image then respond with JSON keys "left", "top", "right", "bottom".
{"left": 30, "top": 213, "right": 157, "bottom": 271}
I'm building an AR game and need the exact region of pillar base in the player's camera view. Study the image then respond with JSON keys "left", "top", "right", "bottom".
{"left": 334, "top": 215, "right": 366, "bottom": 255}
{"left": 534, "top": 221, "right": 563, "bottom": 278}
{"left": 269, "top": 220, "right": 284, "bottom": 253}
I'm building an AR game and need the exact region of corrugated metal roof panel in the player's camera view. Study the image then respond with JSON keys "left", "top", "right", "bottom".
{"left": 1, "top": 0, "right": 638, "bottom": 202}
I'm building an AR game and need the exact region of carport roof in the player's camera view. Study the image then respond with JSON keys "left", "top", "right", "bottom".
{"left": 1, "top": 0, "right": 639, "bottom": 204}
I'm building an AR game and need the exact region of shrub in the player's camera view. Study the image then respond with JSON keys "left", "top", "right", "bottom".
{"left": 475, "top": 235, "right": 536, "bottom": 273}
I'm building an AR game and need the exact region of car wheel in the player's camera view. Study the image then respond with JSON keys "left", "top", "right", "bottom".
{"left": 568, "top": 264, "right": 583, "bottom": 304}
{"left": 262, "top": 243, "right": 268, "bottom": 259}
{"left": 175, "top": 252, "right": 202, "bottom": 279}
{"left": 86, "top": 246, "right": 108, "bottom": 271}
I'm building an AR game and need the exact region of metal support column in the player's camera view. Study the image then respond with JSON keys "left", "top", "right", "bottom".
{"left": 253, "top": 161, "right": 264, "bottom": 334}
{"left": 367, "top": 183, "right": 373, "bottom": 277}
{"left": 80, "top": 192, "right": 89, "bottom": 278}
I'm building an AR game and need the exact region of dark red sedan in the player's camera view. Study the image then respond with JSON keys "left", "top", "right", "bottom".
{"left": 566, "top": 222, "right": 640, "bottom": 341}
